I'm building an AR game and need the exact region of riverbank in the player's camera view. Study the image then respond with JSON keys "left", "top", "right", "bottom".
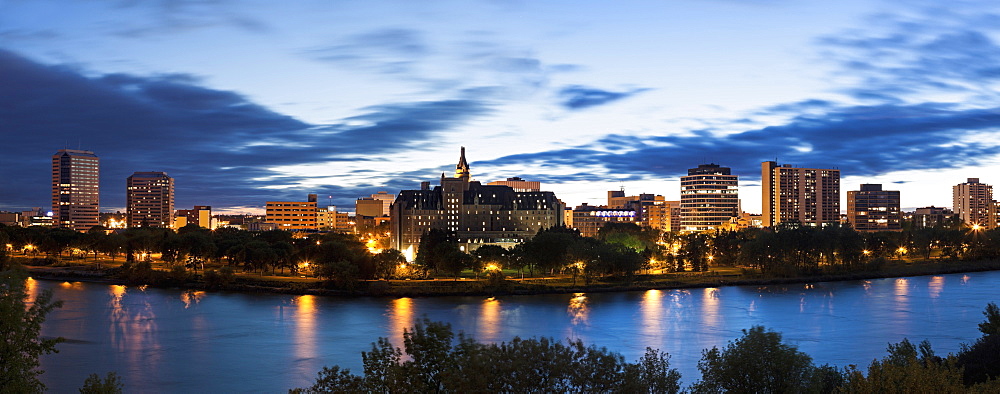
{"left": 19, "top": 257, "right": 1000, "bottom": 297}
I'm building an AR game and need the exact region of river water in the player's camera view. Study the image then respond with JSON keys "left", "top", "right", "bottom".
{"left": 32, "top": 270, "right": 999, "bottom": 393}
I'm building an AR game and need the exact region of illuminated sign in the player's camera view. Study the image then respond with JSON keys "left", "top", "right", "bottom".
{"left": 591, "top": 210, "right": 636, "bottom": 218}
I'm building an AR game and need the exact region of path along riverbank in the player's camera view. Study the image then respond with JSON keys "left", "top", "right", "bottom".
{"left": 19, "top": 257, "right": 1000, "bottom": 298}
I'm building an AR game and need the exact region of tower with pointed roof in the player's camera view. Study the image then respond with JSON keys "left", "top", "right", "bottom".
{"left": 456, "top": 146, "right": 470, "bottom": 181}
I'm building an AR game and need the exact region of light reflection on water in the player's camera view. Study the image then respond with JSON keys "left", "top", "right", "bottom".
{"left": 294, "top": 295, "right": 317, "bottom": 362}
{"left": 33, "top": 270, "right": 1000, "bottom": 393}
{"left": 928, "top": 276, "right": 944, "bottom": 299}
{"left": 640, "top": 289, "right": 663, "bottom": 349}
{"left": 479, "top": 297, "right": 501, "bottom": 342}
{"left": 388, "top": 297, "right": 414, "bottom": 347}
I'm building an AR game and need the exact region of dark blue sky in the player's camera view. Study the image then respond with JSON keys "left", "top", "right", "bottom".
{"left": 2, "top": 1, "right": 1000, "bottom": 213}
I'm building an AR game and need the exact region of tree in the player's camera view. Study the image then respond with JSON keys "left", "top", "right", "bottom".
{"left": 372, "top": 249, "right": 406, "bottom": 281}
{"left": 79, "top": 372, "right": 124, "bottom": 393}
{"left": 0, "top": 268, "right": 64, "bottom": 392}
{"left": 842, "top": 339, "right": 967, "bottom": 393}
{"left": 957, "top": 302, "right": 1000, "bottom": 385}
{"left": 691, "top": 326, "right": 835, "bottom": 393}
{"left": 293, "top": 319, "right": 681, "bottom": 393}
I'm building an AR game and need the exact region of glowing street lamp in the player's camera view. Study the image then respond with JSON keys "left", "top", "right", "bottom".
{"left": 862, "top": 249, "right": 871, "bottom": 256}
{"left": 485, "top": 263, "right": 500, "bottom": 271}
{"left": 972, "top": 224, "right": 983, "bottom": 232}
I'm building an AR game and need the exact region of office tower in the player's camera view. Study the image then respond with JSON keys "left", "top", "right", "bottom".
{"left": 680, "top": 164, "right": 739, "bottom": 232}
{"left": 953, "top": 178, "right": 994, "bottom": 228}
{"left": 52, "top": 149, "right": 100, "bottom": 232}
{"left": 127, "top": 172, "right": 175, "bottom": 228}
{"left": 847, "top": 184, "right": 901, "bottom": 231}
{"left": 265, "top": 196, "right": 318, "bottom": 231}
{"left": 391, "top": 147, "right": 565, "bottom": 257}
{"left": 762, "top": 161, "right": 841, "bottom": 227}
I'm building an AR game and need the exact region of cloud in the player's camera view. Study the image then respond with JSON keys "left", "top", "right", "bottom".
{"left": 558, "top": 85, "right": 650, "bottom": 110}
{"left": 818, "top": 8, "right": 1000, "bottom": 104}
{"left": 306, "top": 28, "right": 429, "bottom": 74}
{"left": 476, "top": 102, "right": 1000, "bottom": 182}
{"left": 0, "top": 49, "right": 490, "bottom": 211}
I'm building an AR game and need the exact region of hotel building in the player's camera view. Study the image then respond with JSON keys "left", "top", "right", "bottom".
{"left": 390, "top": 147, "right": 565, "bottom": 255}
{"left": 680, "top": 164, "right": 739, "bottom": 232}
{"left": 52, "top": 149, "right": 100, "bottom": 232}
{"left": 762, "top": 161, "right": 841, "bottom": 227}
{"left": 126, "top": 171, "right": 175, "bottom": 228}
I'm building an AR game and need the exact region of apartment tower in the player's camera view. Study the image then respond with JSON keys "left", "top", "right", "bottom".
{"left": 679, "top": 164, "right": 739, "bottom": 232}
{"left": 762, "top": 161, "right": 840, "bottom": 227}
{"left": 953, "top": 178, "right": 994, "bottom": 229}
{"left": 127, "top": 172, "right": 175, "bottom": 228}
{"left": 52, "top": 149, "right": 100, "bottom": 232}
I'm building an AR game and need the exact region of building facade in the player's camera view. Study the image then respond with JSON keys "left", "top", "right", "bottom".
{"left": 175, "top": 205, "right": 212, "bottom": 229}
{"left": 762, "top": 161, "right": 841, "bottom": 228}
{"left": 569, "top": 204, "right": 637, "bottom": 238}
{"left": 847, "top": 184, "right": 901, "bottom": 232}
{"left": 52, "top": 149, "right": 100, "bottom": 232}
{"left": 487, "top": 177, "right": 541, "bottom": 192}
{"left": 126, "top": 171, "right": 175, "bottom": 228}
{"left": 680, "top": 164, "right": 739, "bottom": 232}
{"left": 953, "top": 178, "right": 994, "bottom": 229}
{"left": 390, "top": 148, "right": 565, "bottom": 257}
{"left": 908, "top": 206, "right": 957, "bottom": 228}
{"left": 356, "top": 191, "right": 395, "bottom": 217}
{"left": 265, "top": 195, "right": 318, "bottom": 231}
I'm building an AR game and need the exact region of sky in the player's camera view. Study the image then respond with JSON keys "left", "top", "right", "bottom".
{"left": 3, "top": 0, "right": 1000, "bottom": 214}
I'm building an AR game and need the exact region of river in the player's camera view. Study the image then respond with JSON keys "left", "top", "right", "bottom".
{"left": 32, "top": 270, "right": 999, "bottom": 393}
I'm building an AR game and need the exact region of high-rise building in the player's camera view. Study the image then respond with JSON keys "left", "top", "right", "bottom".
{"left": 953, "top": 178, "right": 994, "bottom": 228}
{"left": 52, "top": 149, "right": 100, "bottom": 232}
{"left": 847, "top": 184, "right": 901, "bottom": 232}
{"left": 126, "top": 172, "right": 174, "bottom": 228}
{"left": 680, "top": 164, "right": 739, "bottom": 232}
{"left": 391, "top": 147, "right": 565, "bottom": 257}
{"left": 762, "top": 161, "right": 840, "bottom": 227}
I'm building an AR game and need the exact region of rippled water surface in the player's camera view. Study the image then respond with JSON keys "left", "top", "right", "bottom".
{"left": 34, "top": 271, "right": 1000, "bottom": 392}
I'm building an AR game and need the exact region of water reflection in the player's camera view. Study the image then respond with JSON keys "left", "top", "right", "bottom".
{"left": 893, "top": 278, "right": 910, "bottom": 325}
{"left": 479, "top": 297, "right": 501, "bottom": 342}
{"left": 294, "top": 295, "right": 317, "bottom": 361}
{"left": 180, "top": 290, "right": 206, "bottom": 309}
{"left": 567, "top": 293, "right": 589, "bottom": 326}
{"left": 640, "top": 290, "right": 663, "bottom": 348}
{"left": 389, "top": 297, "right": 414, "bottom": 347}
{"left": 25, "top": 277, "right": 38, "bottom": 304}
{"left": 702, "top": 288, "right": 720, "bottom": 327}
{"left": 107, "top": 285, "right": 161, "bottom": 375}
{"left": 928, "top": 276, "right": 944, "bottom": 299}
{"left": 60, "top": 281, "right": 84, "bottom": 290}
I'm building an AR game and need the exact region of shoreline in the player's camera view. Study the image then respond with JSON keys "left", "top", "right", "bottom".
{"left": 24, "top": 259, "right": 1000, "bottom": 298}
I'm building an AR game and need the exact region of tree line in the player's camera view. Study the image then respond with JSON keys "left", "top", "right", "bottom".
{"left": 4, "top": 218, "right": 1000, "bottom": 285}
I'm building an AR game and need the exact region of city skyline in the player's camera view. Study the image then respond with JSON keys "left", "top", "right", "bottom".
{"left": 4, "top": 1, "right": 1000, "bottom": 213}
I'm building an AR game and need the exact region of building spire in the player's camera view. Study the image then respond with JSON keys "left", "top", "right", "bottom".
{"left": 456, "top": 146, "right": 470, "bottom": 180}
